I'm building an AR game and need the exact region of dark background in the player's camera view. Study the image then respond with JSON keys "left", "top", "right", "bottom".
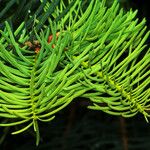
{"left": 0, "top": 0, "right": 150, "bottom": 150}
{"left": 1, "top": 102, "right": 150, "bottom": 150}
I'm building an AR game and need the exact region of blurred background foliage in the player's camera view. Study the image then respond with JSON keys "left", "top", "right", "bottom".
{"left": 0, "top": 0, "right": 150, "bottom": 150}
{"left": 0, "top": 0, "right": 149, "bottom": 28}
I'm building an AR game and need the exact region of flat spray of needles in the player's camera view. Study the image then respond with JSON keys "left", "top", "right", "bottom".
{"left": 0, "top": 0, "right": 150, "bottom": 146}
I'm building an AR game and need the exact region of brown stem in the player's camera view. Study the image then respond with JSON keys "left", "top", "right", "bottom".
{"left": 119, "top": 117, "right": 128, "bottom": 150}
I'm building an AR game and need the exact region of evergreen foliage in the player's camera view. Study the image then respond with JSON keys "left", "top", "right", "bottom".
{"left": 0, "top": 0, "right": 150, "bottom": 145}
